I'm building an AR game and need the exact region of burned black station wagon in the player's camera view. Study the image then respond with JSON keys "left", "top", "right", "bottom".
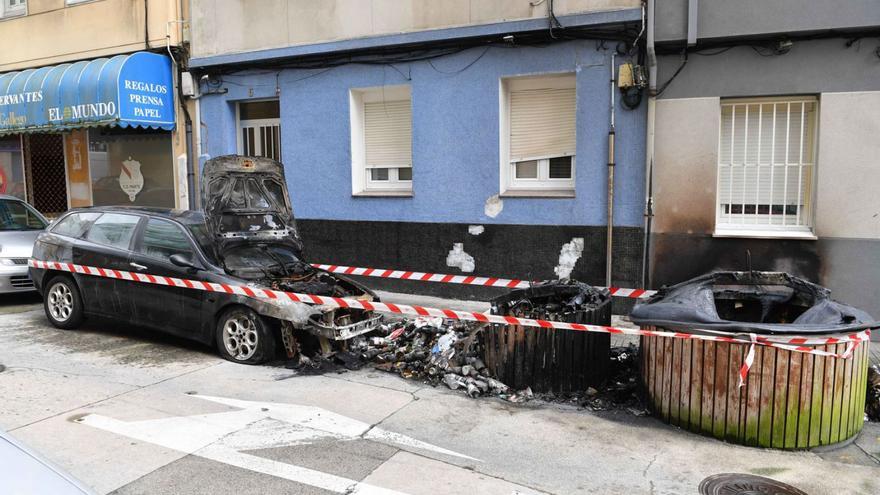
{"left": 30, "top": 156, "right": 380, "bottom": 364}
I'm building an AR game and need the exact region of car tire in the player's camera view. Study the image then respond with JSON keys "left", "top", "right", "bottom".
{"left": 215, "top": 306, "right": 275, "bottom": 365}
{"left": 43, "top": 275, "right": 85, "bottom": 330}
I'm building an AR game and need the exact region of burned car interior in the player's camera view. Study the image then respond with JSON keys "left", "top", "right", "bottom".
{"left": 201, "top": 155, "right": 381, "bottom": 343}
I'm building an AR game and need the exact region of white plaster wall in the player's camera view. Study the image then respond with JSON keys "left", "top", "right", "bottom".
{"left": 814, "top": 91, "right": 880, "bottom": 240}
{"left": 651, "top": 97, "right": 720, "bottom": 235}
{"left": 191, "top": 0, "right": 639, "bottom": 58}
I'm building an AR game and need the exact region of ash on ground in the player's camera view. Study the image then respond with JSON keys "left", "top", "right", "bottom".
{"left": 536, "top": 342, "right": 648, "bottom": 416}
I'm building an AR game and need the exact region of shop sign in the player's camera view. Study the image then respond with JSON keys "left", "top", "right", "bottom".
{"left": 0, "top": 52, "right": 175, "bottom": 134}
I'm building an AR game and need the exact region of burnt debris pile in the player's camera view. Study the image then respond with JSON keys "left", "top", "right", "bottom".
{"left": 353, "top": 317, "right": 521, "bottom": 400}
{"left": 283, "top": 281, "right": 648, "bottom": 413}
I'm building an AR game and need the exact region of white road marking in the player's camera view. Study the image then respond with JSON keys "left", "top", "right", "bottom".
{"left": 78, "top": 394, "right": 479, "bottom": 494}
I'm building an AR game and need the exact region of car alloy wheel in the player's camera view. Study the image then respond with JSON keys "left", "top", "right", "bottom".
{"left": 47, "top": 282, "right": 74, "bottom": 323}
{"left": 222, "top": 313, "right": 260, "bottom": 361}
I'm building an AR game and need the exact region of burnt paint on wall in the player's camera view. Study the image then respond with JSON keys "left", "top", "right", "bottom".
{"left": 650, "top": 234, "right": 821, "bottom": 290}
{"left": 298, "top": 219, "right": 643, "bottom": 310}
{"left": 650, "top": 233, "right": 880, "bottom": 328}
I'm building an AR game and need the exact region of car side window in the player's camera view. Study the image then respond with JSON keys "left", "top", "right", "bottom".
{"left": 84, "top": 213, "right": 140, "bottom": 250}
{"left": 50, "top": 212, "right": 102, "bottom": 238}
{"left": 138, "top": 218, "right": 194, "bottom": 261}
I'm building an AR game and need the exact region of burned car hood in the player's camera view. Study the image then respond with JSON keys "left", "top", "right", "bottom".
{"left": 201, "top": 155, "right": 304, "bottom": 274}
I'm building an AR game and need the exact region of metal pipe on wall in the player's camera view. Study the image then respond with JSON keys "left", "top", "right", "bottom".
{"left": 641, "top": 0, "right": 657, "bottom": 289}
{"left": 606, "top": 52, "right": 616, "bottom": 288}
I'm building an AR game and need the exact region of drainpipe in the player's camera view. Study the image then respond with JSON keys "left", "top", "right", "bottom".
{"left": 641, "top": 0, "right": 657, "bottom": 289}
{"left": 606, "top": 52, "right": 616, "bottom": 288}
{"left": 185, "top": 118, "right": 196, "bottom": 209}
{"left": 193, "top": 98, "right": 203, "bottom": 209}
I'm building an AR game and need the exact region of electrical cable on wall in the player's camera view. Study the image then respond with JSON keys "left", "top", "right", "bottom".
{"left": 427, "top": 47, "right": 490, "bottom": 74}
{"left": 655, "top": 50, "right": 687, "bottom": 97}
{"left": 201, "top": 22, "right": 640, "bottom": 76}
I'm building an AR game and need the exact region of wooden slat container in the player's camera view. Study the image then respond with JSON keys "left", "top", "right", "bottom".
{"left": 483, "top": 300, "right": 611, "bottom": 394}
{"left": 640, "top": 327, "right": 870, "bottom": 449}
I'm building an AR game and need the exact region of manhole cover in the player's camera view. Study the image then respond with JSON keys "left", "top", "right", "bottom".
{"left": 699, "top": 473, "right": 807, "bottom": 495}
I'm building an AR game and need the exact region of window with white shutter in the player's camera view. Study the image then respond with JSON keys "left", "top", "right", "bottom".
{"left": 350, "top": 85, "right": 412, "bottom": 195}
{"left": 500, "top": 74, "right": 576, "bottom": 195}
{"left": 716, "top": 97, "right": 817, "bottom": 237}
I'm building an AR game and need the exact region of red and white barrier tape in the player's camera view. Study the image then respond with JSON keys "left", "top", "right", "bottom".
{"left": 311, "top": 263, "right": 657, "bottom": 299}
{"left": 29, "top": 259, "right": 870, "bottom": 383}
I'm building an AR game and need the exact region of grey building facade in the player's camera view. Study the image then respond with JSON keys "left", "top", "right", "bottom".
{"left": 646, "top": 0, "right": 880, "bottom": 316}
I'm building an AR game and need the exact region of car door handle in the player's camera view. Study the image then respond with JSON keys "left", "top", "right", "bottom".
{"left": 129, "top": 262, "right": 148, "bottom": 271}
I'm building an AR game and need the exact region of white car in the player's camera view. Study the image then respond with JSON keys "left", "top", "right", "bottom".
{"left": 0, "top": 194, "right": 48, "bottom": 293}
{"left": 0, "top": 429, "right": 95, "bottom": 494}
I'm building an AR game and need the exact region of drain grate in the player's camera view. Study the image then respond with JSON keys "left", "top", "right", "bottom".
{"left": 699, "top": 473, "right": 807, "bottom": 495}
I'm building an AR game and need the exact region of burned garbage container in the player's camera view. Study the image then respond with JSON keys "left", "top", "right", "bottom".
{"left": 483, "top": 281, "right": 611, "bottom": 394}
{"left": 631, "top": 271, "right": 875, "bottom": 449}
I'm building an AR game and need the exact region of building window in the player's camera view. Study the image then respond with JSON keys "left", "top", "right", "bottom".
{"left": 500, "top": 73, "right": 576, "bottom": 196}
{"left": 716, "top": 97, "right": 817, "bottom": 237}
{"left": 237, "top": 100, "right": 281, "bottom": 161}
{"left": 350, "top": 85, "right": 412, "bottom": 195}
{"left": 1, "top": 0, "right": 26, "bottom": 18}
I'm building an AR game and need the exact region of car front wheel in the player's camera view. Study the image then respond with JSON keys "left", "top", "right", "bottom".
{"left": 43, "top": 275, "right": 85, "bottom": 330}
{"left": 215, "top": 307, "right": 275, "bottom": 365}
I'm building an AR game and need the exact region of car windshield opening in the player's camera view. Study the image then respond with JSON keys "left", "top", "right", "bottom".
{"left": 219, "top": 213, "right": 285, "bottom": 234}
{"left": 221, "top": 244, "right": 308, "bottom": 279}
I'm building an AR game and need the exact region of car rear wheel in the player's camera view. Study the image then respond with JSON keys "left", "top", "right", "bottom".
{"left": 43, "top": 276, "right": 85, "bottom": 330}
{"left": 215, "top": 307, "right": 275, "bottom": 365}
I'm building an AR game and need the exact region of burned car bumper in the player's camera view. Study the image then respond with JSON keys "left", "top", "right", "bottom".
{"left": 308, "top": 312, "right": 384, "bottom": 340}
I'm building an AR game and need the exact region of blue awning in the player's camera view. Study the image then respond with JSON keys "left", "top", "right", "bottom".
{"left": 0, "top": 52, "right": 175, "bottom": 135}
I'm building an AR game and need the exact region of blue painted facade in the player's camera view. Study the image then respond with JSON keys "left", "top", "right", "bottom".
{"left": 198, "top": 40, "right": 646, "bottom": 228}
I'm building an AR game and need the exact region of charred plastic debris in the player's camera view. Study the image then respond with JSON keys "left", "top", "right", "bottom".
{"left": 288, "top": 280, "right": 645, "bottom": 412}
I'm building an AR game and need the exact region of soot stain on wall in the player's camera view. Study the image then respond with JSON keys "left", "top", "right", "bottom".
{"left": 298, "top": 219, "right": 644, "bottom": 306}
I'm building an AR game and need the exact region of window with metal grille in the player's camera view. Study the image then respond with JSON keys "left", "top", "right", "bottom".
{"left": 500, "top": 74, "right": 576, "bottom": 195}
{"left": 350, "top": 85, "right": 412, "bottom": 195}
{"left": 716, "top": 97, "right": 817, "bottom": 236}
{"left": 238, "top": 100, "right": 281, "bottom": 161}
{"left": 1, "top": 0, "right": 26, "bottom": 18}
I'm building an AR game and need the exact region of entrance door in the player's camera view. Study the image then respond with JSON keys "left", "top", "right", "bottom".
{"left": 24, "top": 134, "right": 68, "bottom": 216}
{"left": 238, "top": 100, "right": 281, "bottom": 160}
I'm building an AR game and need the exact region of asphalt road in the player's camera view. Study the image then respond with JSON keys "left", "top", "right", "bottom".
{"left": 1, "top": 293, "right": 879, "bottom": 494}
